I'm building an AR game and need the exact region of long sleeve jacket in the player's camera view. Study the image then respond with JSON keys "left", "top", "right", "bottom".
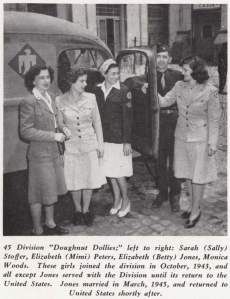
{"left": 160, "top": 81, "right": 220, "bottom": 146}
{"left": 20, "top": 94, "right": 60, "bottom": 160}
{"left": 93, "top": 83, "right": 133, "bottom": 144}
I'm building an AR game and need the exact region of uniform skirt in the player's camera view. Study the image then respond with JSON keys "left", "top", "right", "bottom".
{"left": 102, "top": 142, "right": 133, "bottom": 178}
{"left": 28, "top": 155, "right": 67, "bottom": 205}
{"left": 64, "top": 150, "right": 106, "bottom": 191}
{"left": 174, "top": 139, "right": 218, "bottom": 184}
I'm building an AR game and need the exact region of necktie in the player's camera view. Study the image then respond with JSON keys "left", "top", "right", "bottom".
{"left": 161, "top": 72, "right": 165, "bottom": 90}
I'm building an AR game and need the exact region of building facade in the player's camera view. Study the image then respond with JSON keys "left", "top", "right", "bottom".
{"left": 4, "top": 3, "right": 227, "bottom": 63}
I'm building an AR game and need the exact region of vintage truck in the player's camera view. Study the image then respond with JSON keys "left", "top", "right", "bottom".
{"left": 4, "top": 11, "right": 159, "bottom": 234}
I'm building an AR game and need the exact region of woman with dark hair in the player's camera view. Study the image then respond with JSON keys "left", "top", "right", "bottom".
{"left": 159, "top": 56, "right": 220, "bottom": 228}
{"left": 20, "top": 65, "right": 68, "bottom": 235}
{"left": 93, "top": 59, "right": 133, "bottom": 218}
{"left": 56, "top": 68, "right": 106, "bottom": 226}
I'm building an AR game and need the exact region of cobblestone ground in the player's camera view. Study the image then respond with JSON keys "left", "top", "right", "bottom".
{"left": 57, "top": 67, "right": 227, "bottom": 237}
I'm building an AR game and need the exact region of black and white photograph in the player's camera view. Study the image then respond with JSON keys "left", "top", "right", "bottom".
{"left": 3, "top": 2, "right": 227, "bottom": 237}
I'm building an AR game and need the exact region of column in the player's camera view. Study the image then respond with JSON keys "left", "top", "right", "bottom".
{"left": 221, "top": 4, "right": 227, "bottom": 30}
{"left": 72, "top": 4, "right": 97, "bottom": 35}
{"left": 139, "top": 5, "right": 148, "bottom": 46}
{"left": 127, "top": 4, "right": 140, "bottom": 47}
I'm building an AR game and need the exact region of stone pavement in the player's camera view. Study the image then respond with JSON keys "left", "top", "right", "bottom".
{"left": 57, "top": 142, "right": 227, "bottom": 237}
{"left": 56, "top": 70, "right": 227, "bottom": 237}
{"left": 56, "top": 69, "right": 227, "bottom": 237}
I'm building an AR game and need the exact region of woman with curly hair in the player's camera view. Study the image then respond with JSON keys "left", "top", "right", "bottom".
{"left": 20, "top": 65, "right": 68, "bottom": 235}
{"left": 56, "top": 68, "right": 106, "bottom": 226}
{"left": 159, "top": 56, "right": 220, "bottom": 228}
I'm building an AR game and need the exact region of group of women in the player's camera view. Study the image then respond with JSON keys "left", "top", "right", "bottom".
{"left": 20, "top": 59, "right": 133, "bottom": 235}
{"left": 20, "top": 56, "right": 220, "bottom": 235}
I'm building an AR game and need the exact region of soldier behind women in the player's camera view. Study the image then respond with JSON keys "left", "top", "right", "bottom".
{"left": 152, "top": 44, "right": 183, "bottom": 212}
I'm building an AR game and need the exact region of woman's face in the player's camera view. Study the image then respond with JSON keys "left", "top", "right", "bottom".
{"left": 105, "top": 66, "right": 119, "bottom": 86}
{"left": 72, "top": 74, "right": 87, "bottom": 93}
{"left": 33, "top": 69, "right": 51, "bottom": 92}
{"left": 182, "top": 64, "right": 193, "bottom": 82}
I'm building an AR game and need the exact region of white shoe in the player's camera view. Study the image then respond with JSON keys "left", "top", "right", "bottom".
{"left": 109, "top": 200, "right": 122, "bottom": 215}
{"left": 117, "top": 201, "right": 131, "bottom": 218}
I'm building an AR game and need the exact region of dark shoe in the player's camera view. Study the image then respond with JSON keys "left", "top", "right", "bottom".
{"left": 184, "top": 212, "right": 201, "bottom": 229}
{"left": 181, "top": 211, "right": 191, "bottom": 219}
{"left": 73, "top": 211, "right": 83, "bottom": 225}
{"left": 152, "top": 195, "right": 164, "bottom": 209}
{"left": 83, "top": 211, "right": 94, "bottom": 226}
{"left": 170, "top": 194, "right": 180, "bottom": 212}
{"left": 43, "top": 225, "right": 69, "bottom": 235}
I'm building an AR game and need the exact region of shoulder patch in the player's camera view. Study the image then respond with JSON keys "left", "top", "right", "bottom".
{"left": 126, "top": 91, "right": 132, "bottom": 100}
{"left": 126, "top": 101, "right": 132, "bottom": 108}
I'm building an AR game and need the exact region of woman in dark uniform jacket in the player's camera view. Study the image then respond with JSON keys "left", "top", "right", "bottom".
{"left": 20, "top": 65, "right": 69, "bottom": 235}
{"left": 93, "top": 59, "right": 133, "bottom": 217}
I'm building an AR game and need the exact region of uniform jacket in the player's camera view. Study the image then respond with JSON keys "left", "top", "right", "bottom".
{"left": 93, "top": 82, "right": 133, "bottom": 144}
{"left": 20, "top": 93, "right": 60, "bottom": 160}
{"left": 157, "top": 68, "right": 183, "bottom": 110}
{"left": 56, "top": 92, "right": 103, "bottom": 154}
{"left": 160, "top": 81, "right": 220, "bottom": 146}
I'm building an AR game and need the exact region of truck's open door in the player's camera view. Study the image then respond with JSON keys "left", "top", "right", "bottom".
{"left": 116, "top": 48, "right": 159, "bottom": 159}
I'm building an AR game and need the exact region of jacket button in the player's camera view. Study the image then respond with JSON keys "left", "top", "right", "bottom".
{"left": 76, "top": 117, "right": 79, "bottom": 119}
{"left": 186, "top": 124, "right": 189, "bottom": 127}
{"left": 79, "top": 136, "right": 81, "bottom": 138}
{"left": 186, "top": 105, "right": 189, "bottom": 108}
{"left": 186, "top": 118, "right": 188, "bottom": 121}
{"left": 186, "top": 111, "right": 188, "bottom": 115}
{"left": 77, "top": 123, "right": 80, "bottom": 125}
{"left": 78, "top": 129, "right": 81, "bottom": 132}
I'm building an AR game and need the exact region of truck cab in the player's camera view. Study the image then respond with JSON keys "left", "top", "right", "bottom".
{"left": 4, "top": 11, "right": 159, "bottom": 234}
{"left": 4, "top": 11, "right": 159, "bottom": 174}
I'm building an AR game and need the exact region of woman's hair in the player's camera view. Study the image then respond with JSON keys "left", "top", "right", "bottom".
{"left": 105, "top": 63, "right": 119, "bottom": 75}
{"left": 24, "top": 65, "right": 54, "bottom": 92}
{"left": 180, "top": 56, "right": 209, "bottom": 84}
{"left": 65, "top": 68, "right": 87, "bottom": 91}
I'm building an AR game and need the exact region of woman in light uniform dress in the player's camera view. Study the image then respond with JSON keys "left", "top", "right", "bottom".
{"left": 56, "top": 68, "right": 106, "bottom": 226}
{"left": 159, "top": 56, "right": 220, "bottom": 228}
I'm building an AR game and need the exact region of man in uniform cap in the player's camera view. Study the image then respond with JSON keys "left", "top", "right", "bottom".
{"left": 152, "top": 44, "right": 183, "bottom": 212}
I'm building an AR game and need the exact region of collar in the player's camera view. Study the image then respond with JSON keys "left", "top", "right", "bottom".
{"left": 32, "top": 87, "right": 52, "bottom": 103}
{"left": 98, "top": 80, "right": 120, "bottom": 90}
{"left": 98, "top": 81, "right": 120, "bottom": 99}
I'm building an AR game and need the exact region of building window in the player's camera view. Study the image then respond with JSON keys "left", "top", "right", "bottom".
{"left": 96, "top": 4, "right": 122, "bottom": 56}
{"left": 27, "top": 4, "right": 57, "bottom": 17}
{"left": 148, "top": 4, "right": 169, "bottom": 46}
{"left": 96, "top": 4, "right": 120, "bottom": 16}
{"left": 203, "top": 25, "right": 213, "bottom": 39}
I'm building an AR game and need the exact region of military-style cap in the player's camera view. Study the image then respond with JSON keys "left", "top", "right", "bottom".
{"left": 99, "top": 58, "right": 117, "bottom": 76}
{"left": 156, "top": 44, "right": 169, "bottom": 54}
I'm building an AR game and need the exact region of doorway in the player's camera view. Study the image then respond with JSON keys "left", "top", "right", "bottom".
{"left": 96, "top": 4, "right": 122, "bottom": 56}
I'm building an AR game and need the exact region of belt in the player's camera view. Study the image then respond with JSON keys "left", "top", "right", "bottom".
{"left": 160, "top": 109, "right": 177, "bottom": 114}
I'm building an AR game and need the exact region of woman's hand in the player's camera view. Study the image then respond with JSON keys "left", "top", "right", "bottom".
{"left": 208, "top": 144, "right": 217, "bottom": 156}
{"left": 63, "top": 127, "right": 72, "bottom": 139}
{"left": 54, "top": 133, "right": 66, "bottom": 143}
{"left": 97, "top": 144, "right": 104, "bottom": 158}
{"left": 123, "top": 143, "right": 132, "bottom": 156}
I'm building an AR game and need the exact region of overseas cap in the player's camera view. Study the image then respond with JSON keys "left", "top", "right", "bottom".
{"left": 156, "top": 44, "right": 170, "bottom": 54}
{"left": 99, "top": 58, "right": 117, "bottom": 76}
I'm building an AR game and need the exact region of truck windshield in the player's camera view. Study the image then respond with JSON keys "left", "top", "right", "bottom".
{"left": 58, "top": 48, "right": 105, "bottom": 93}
